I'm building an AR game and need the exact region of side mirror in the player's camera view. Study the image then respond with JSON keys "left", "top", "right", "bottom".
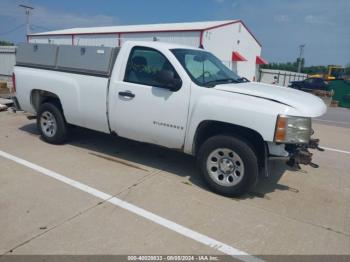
{"left": 157, "top": 70, "right": 182, "bottom": 92}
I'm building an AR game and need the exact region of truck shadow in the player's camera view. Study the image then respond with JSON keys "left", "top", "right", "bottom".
{"left": 242, "top": 160, "right": 300, "bottom": 200}
{"left": 19, "top": 123, "right": 299, "bottom": 199}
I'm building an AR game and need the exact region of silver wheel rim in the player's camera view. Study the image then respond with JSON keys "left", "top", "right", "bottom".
{"left": 206, "top": 148, "right": 245, "bottom": 187}
{"left": 40, "top": 111, "right": 57, "bottom": 138}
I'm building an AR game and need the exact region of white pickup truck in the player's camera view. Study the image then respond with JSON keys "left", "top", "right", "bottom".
{"left": 14, "top": 41, "right": 326, "bottom": 196}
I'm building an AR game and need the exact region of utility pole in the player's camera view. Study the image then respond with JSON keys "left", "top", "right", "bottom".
{"left": 19, "top": 4, "right": 34, "bottom": 36}
{"left": 297, "top": 44, "right": 305, "bottom": 73}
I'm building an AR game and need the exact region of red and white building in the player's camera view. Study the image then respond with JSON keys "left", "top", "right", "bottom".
{"left": 28, "top": 20, "right": 267, "bottom": 80}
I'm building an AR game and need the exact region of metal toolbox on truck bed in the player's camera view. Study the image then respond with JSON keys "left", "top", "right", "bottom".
{"left": 16, "top": 43, "right": 58, "bottom": 68}
{"left": 16, "top": 43, "right": 120, "bottom": 77}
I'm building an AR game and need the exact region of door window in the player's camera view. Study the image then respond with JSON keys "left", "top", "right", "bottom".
{"left": 124, "top": 46, "right": 181, "bottom": 88}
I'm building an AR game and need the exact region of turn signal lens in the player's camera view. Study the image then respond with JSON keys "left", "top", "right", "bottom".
{"left": 275, "top": 116, "right": 287, "bottom": 142}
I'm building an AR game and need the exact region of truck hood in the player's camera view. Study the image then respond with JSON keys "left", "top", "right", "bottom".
{"left": 214, "top": 82, "right": 327, "bottom": 117}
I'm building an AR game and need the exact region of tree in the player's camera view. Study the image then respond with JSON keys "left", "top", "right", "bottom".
{"left": 345, "top": 63, "right": 350, "bottom": 76}
{"left": 0, "top": 40, "right": 14, "bottom": 46}
{"left": 261, "top": 60, "right": 329, "bottom": 75}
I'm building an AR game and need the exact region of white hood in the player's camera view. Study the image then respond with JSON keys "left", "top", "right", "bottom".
{"left": 215, "top": 82, "right": 327, "bottom": 117}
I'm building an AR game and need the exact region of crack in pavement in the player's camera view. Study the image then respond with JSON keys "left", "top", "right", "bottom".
{"left": 243, "top": 206, "right": 350, "bottom": 238}
{"left": 233, "top": 201, "right": 350, "bottom": 238}
{"left": 1, "top": 145, "right": 349, "bottom": 256}
{"left": 88, "top": 152, "right": 151, "bottom": 172}
{"left": 157, "top": 172, "right": 350, "bottom": 239}
{"left": 0, "top": 168, "right": 162, "bottom": 256}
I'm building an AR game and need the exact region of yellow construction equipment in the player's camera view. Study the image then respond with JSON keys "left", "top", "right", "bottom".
{"left": 309, "top": 65, "right": 345, "bottom": 80}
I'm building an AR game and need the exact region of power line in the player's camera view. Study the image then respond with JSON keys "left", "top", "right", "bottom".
{"left": 31, "top": 24, "right": 52, "bottom": 31}
{"left": 0, "top": 24, "right": 25, "bottom": 36}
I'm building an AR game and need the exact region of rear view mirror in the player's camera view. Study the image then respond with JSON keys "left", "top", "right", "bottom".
{"left": 193, "top": 54, "right": 205, "bottom": 62}
{"left": 157, "top": 70, "right": 182, "bottom": 92}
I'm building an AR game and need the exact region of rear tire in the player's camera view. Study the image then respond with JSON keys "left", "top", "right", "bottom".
{"left": 37, "top": 102, "right": 68, "bottom": 144}
{"left": 197, "top": 135, "right": 258, "bottom": 197}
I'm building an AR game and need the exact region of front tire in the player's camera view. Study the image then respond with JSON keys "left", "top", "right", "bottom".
{"left": 197, "top": 135, "right": 258, "bottom": 197}
{"left": 37, "top": 102, "right": 68, "bottom": 144}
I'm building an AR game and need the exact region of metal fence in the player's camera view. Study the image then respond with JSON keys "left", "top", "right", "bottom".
{"left": 0, "top": 46, "right": 16, "bottom": 82}
{"left": 258, "top": 68, "right": 307, "bottom": 87}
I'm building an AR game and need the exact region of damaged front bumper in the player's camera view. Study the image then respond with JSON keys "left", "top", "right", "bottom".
{"left": 265, "top": 137, "right": 324, "bottom": 176}
{"left": 285, "top": 138, "right": 324, "bottom": 169}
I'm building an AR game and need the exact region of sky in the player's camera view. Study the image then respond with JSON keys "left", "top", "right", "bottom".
{"left": 0, "top": 0, "right": 349, "bottom": 66}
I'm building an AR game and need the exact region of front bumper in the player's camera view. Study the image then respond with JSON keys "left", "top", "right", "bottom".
{"left": 285, "top": 138, "right": 324, "bottom": 169}
{"left": 262, "top": 139, "right": 323, "bottom": 177}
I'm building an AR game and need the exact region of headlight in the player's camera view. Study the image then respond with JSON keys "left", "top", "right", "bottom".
{"left": 274, "top": 115, "right": 311, "bottom": 144}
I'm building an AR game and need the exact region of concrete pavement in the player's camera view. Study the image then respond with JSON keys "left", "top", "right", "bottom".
{"left": 0, "top": 110, "right": 349, "bottom": 257}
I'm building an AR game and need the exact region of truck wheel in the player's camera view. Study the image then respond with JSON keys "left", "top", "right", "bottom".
{"left": 37, "top": 102, "right": 68, "bottom": 144}
{"left": 197, "top": 135, "right": 258, "bottom": 197}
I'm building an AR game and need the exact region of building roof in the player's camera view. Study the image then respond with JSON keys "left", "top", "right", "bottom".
{"left": 29, "top": 20, "right": 261, "bottom": 47}
{"left": 124, "top": 40, "right": 204, "bottom": 51}
{"left": 30, "top": 20, "right": 238, "bottom": 36}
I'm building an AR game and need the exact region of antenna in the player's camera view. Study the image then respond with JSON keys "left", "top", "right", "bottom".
{"left": 19, "top": 4, "right": 34, "bottom": 36}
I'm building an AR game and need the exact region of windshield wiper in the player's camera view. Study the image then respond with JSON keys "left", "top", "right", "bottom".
{"left": 204, "top": 78, "right": 240, "bottom": 87}
{"left": 236, "top": 77, "right": 250, "bottom": 83}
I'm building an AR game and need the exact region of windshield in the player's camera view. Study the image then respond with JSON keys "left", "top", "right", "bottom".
{"left": 171, "top": 48, "right": 245, "bottom": 87}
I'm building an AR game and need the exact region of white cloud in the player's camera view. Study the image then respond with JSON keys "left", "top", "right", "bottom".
{"left": 0, "top": 0, "right": 117, "bottom": 32}
{"left": 273, "top": 14, "right": 290, "bottom": 23}
{"left": 231, "top": 0, "right": 239, "bottom": 8}
{"left": 213, "top": 0, "right": 240, "bottom": 8}
{"left": 304, "top": 14, "right": 334, "bottom": 25}
{"left": 32, "top": 6, "right": 117, "bottom": 29}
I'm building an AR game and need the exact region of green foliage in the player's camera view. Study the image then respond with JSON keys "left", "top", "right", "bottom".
{"left": 261, "top": 59, "right": 330, "bottom": 75}
{"left": 302, "top": 66, "right": 328, "bottom": 75}
{"left": 263, "top": 61, "right": 297, "bottom": 72}
{"left": 345, "top": 64, "right": 350, "bottom": 76}
{"left": 0, "top": 40, "right": 14, "bottom": 46}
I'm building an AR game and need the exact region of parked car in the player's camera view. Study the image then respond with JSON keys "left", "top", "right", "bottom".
{"left": 289, "top": 77, "right": 329, "bottom": 91}
{"left": 14, "top": 42, "right": 326, "bottom": 197}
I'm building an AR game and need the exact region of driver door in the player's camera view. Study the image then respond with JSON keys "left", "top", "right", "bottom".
{"left": 109, "top": 46, "right": 190, "bottom": 149}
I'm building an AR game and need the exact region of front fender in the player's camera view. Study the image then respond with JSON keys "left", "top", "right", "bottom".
{"left": 184, "top": 90, "right": 296, "bottom": 154}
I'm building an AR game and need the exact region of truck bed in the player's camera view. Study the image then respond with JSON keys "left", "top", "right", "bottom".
{"left": 15, "top": 66, "right": 111, "bottom": 133}
{"left": 15, "top": 43, "right": 122, "bottom": 134}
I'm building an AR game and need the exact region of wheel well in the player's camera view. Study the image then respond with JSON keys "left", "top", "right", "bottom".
{"left": 31, "top": 90, "right": 63, "bottom": 113}
{"left": 193, "top": 120, "right": 266, "bottom": 167}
